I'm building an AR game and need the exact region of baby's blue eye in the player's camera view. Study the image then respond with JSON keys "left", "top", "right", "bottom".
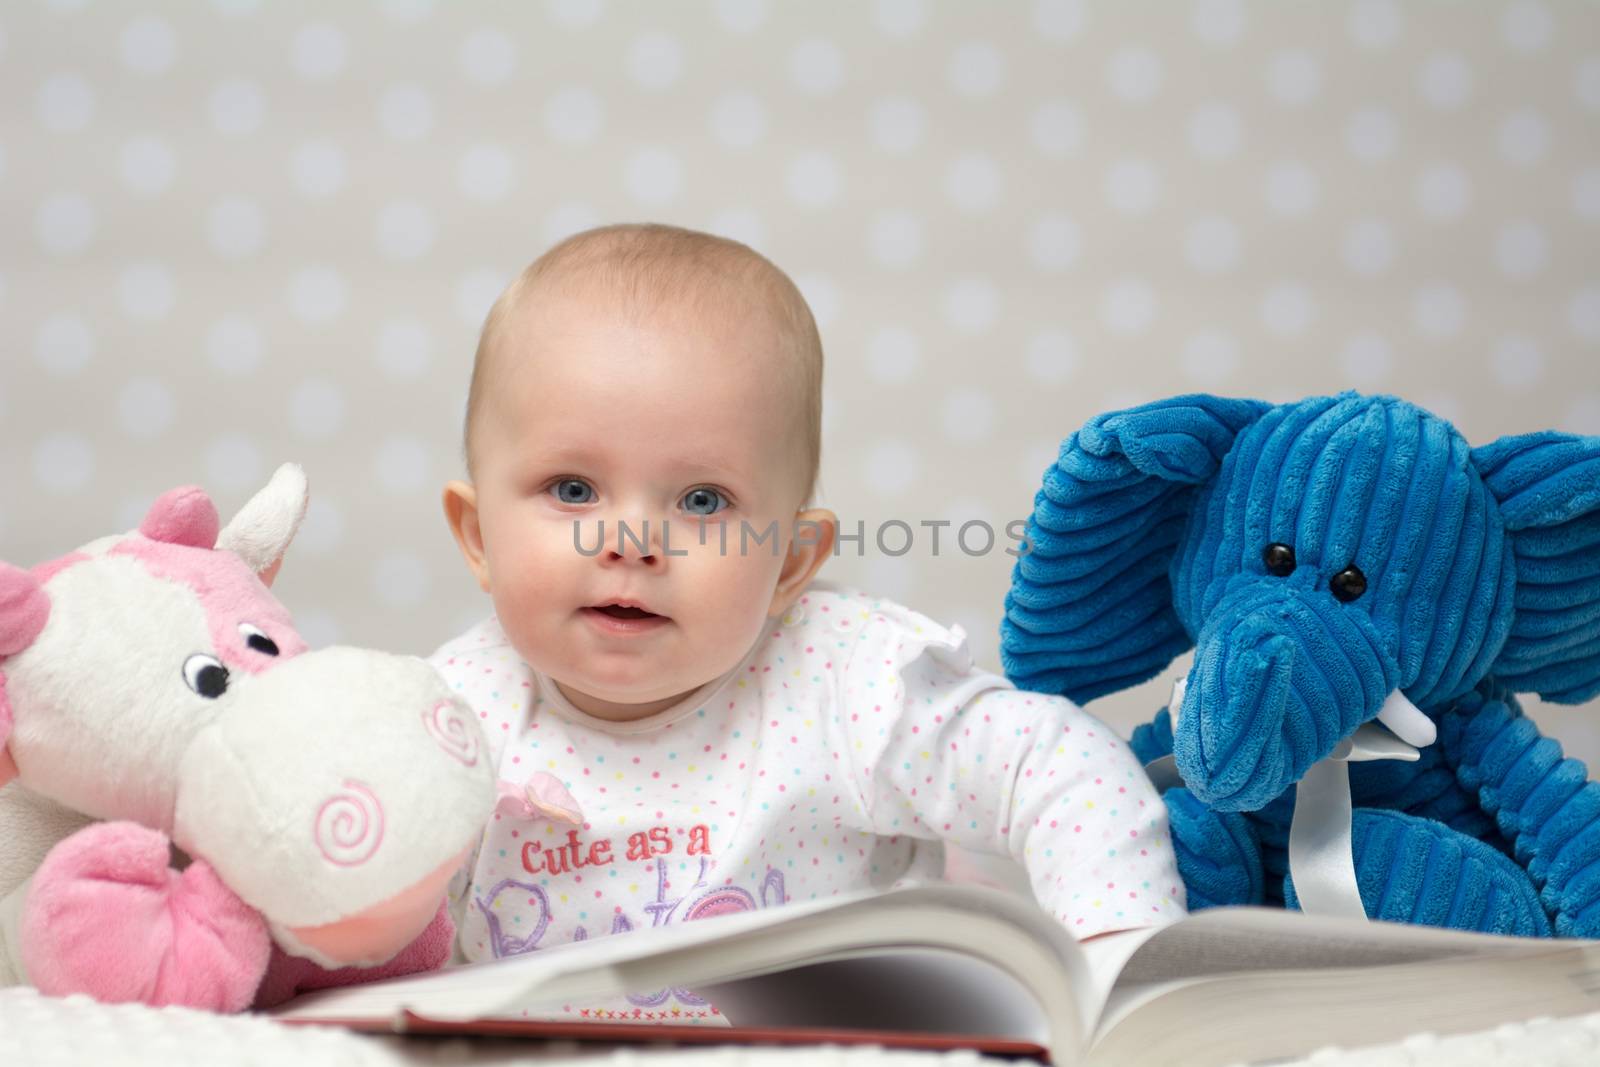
{"left": 682, "top": 488, "right": 728, "bottom": 516}
{"left": 552, "top": 478, "right": 594, "bottom": 504}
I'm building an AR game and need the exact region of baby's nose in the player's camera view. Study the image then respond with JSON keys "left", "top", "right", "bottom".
{"left": 604, "top": 517, "right": 665, "bottom": 562}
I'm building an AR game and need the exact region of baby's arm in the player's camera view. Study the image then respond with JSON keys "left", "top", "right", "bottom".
{"left": 835, "top": 604, "right": 1185, "bottom": 937}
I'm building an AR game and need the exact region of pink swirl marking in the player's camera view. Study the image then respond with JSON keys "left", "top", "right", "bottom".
{"left": 314, "top": 781, "right": 385, "bottom": 867}
{"left": 423, "top": 700, "right": 480, "bottom": 767}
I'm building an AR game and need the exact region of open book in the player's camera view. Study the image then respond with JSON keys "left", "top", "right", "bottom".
{"left": 272, "top": 884, "right": 1600, "bottom": 1066}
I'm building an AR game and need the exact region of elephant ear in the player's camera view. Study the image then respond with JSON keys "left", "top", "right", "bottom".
{"left": 1472, "top": 431, "right": 1600, "bottom": 703}
{"left": 1001, "top": 394, "right": 1272, "bottom": 703}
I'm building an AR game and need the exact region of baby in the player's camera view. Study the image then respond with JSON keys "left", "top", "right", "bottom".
{"left": 431, "top": 223, "right": 1184, "bottom": 973}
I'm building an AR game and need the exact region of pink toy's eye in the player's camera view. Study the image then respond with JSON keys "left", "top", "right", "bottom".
{"left": 182, "top": 653, "right": 230, "bottom": 699}
{"left": 238, "top": 623, "right": 279, "bottom": 656}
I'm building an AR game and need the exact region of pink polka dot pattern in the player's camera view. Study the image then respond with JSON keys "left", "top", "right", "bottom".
{"left": 431, "top": 580, "right": 1184, "bottom": 965}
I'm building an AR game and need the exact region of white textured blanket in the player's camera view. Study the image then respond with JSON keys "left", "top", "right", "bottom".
{"left": 5, "top": 988, "right": 1600, "bottom": 1067}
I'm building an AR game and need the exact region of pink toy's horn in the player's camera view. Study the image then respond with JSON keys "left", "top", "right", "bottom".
{"left": 139, "top": 487, "right": 221, "bottom": 549}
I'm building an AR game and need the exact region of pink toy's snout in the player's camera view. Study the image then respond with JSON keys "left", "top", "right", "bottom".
{"left": 279, "top": 846, "right": 470, "bottom": 968}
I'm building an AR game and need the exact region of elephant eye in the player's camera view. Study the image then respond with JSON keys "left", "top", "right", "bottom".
{"left": 182, "top": 654, "right": 230, "bottom": 699}
{"left": 238, "top": 623, "right": 279, "bottom": 656}
{"left": 1331, "top": 565, "right": 1368, "bottom": 603}
{"left": 1262, "top": 543, "right": 1296, "bottom": 577}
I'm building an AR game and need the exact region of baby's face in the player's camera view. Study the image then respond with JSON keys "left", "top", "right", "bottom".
{"left": 465, "top": 289, "right": 813, "bottom": 721}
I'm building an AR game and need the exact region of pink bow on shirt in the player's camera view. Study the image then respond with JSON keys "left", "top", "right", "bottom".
{"left": 494, "top": 772, "right": 584, "bottom": 826}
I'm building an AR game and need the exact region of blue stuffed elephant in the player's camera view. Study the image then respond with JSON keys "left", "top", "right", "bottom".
{"left": 1002, "top": 392, "right": 1600, "bottom": 937}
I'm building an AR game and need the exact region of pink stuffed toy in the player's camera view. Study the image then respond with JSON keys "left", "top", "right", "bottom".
{"left": 0, "top": 464, "right": 494, "bottom": 1011}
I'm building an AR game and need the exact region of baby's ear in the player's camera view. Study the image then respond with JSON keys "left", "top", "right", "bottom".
{"left": 1472, "top": 431, "right": 1600, "bottom": 703}
{"left": 1002, "top": 394, "right": 1271, "bottom": 703}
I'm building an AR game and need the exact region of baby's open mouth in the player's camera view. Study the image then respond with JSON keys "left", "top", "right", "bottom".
{"left": 591, "top": 603, "right": 663, "bottom": 620}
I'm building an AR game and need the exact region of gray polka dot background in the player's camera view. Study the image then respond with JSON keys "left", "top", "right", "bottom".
{"left": 2, "top": 0, "right": 1599, "bottom": 757}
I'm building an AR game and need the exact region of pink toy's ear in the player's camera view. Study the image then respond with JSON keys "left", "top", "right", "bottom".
{"left": 139, "top": 487, "right": 221, "bottom": 549}
{"left": 0, "top": 563, "right": 48, "bottom": 788}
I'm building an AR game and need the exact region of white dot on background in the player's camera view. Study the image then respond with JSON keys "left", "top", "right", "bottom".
{"left": 544, "top": 86, "right": 603, "bottom": 144}
{"left": 296, "top": 495, "right": 345, "bottom": 556}
{"left": 119, "top": 135, "right": 176, "bottom": 194}
{"left": 35, "top": 314, "right": 94, "bottom": 375}
{"left": 1348, "top": 0, "right": 1402, "bottom": 49}
{"left": 947, "top": 41, "right": 1005, "bottom": 97}
{"left": 291, "top": 22, "right": 347, "bottom": 80}
{"left": 544, "top": 0, "right": 602, "bottom": 27}
{"left": 1346, "top": 107, "right": 1398, "bottom": 162}
{"left": 1265, "top": 161, "right": 1320, "bottom": 216}
{"left": 33, "top": 433, "right": 95, "bottom": 494}
{"left": 373, "top": 551, "right": 432, "bottom": 608}
{"left": 1497, "top": 110, "right": 1549, "bottom": 166}
{"left": 1028, "top": 213, "right": 1079, "bottom": 271}
{"left": 1416, "top": 162, "right": 1471, "bottom": 219}
{"left": 379, "top": 84, "right": 434, "bottom": 140}
{"left": 714, "top": 0, "right": 768, "bottom": 33}
{"left": 868, "top": 210, "right": 923, "bottom": 268}
{"left": 37, "top": 74, "right": 95, "bottom": 132}
{"left": 1025, "top": 330, "right": 1078, "bottom": 384}
{"left": 209, "top": 80, "right": 266, "bottom": 136}
{"left": 1575, "top": 168, "right": 1600, "bottom": 220}
{"left": 790, "top": 38, "right": 844, "bottom": 95}
{"left": 1101, "top": 278, "right": 1157, "bottom": 335}
{"left": 289, "top": 378, "right": 346, "bottom": 439}
{"left": 1571, "top": 285, "right": 1600, "bottom": 341}
{"left": 1342, "top": 218, "right": 1395, "bottom": 276}
{"left": 1180, "top": 331, "right": 1240, "bottom": 385}
{"left": 375, "top": 435, "right": 431, "bottom": 493}
{"left": 290, "top": 138, "right": 346, "bottom": 197}
{"left": 1185, "top": 214, "right": 1240, "bottom": 274}
{"left": 1578, "top": 59, "right": 1600, "bottom": 113}
{"left": 287, "top": 266, "right": 348, "bottom": 324}
{"left": 207, "top": 315, "right": 264, "bottom": 375}
{"left": 863, "top": 439, "right": 920, "bottom": 495}
{"left": 1502, "top": 1, "right": 1552, "bottom": 53}
{"left": 794, "top": 273, "right": 840, "bottom": 329}
{"left": 1340, "top": 333, "right": 1392, "bottom": 385}
{"left": 120, "top": 15, "right": 178, "bottom": 75}
{"left": 624, "top": 146, "right": 683, "bottom": 204}
{"left": 945, "top": 153, "right": 1002, "bottom": 213}
{"left": 458, "top": 143, "right": 514, "bottom": 200}
{"left": 1490, "top": 335, "right": 1545, "bottom": 389}
{"left": 207, "top": 195, "right": 265, "bottom": 259}
{"left": 1419, "top": 52, "right": 1473, "bottom": 109}
{"left": 1260, "top": 282, "right": 1315, "bottom": 336}
{"left": 206, "top": 433, "right": 263, "bottom": 492}
{"left": 1188, "top": 103, "right": 1242, "bottom": 160}
{"left": 710, "top": 91, "right": 765, "bottom": 148}
{"left": 542, "top": 202, "right": 599, "bottom": 245}
{"left": 35, "top": 193, "right": 95, "bottom": 255}
{"left": 118, "top": 262, "right": 176, "bottom": 320}
{"left": 1266, "top": 49, "right": 1321, "bottom": 105}
{"left": 1030, "top": 99, "right": 1082, "bottom": 158}
{"left": 1495, "top": 221, "right": 1548, "bottom": 279}
{"left": 461, "top": 27, "right": 516, "bottom": 85}
{"left": 375, "top": 318, "right": 432, "bottom": 379}
{"left": 708, "top": 207, "right": 765, "bottom": 249}
{"left": 1191, "top": 0, "right": 1245, "bottom": 45}
{"left": 376, "top": 199, "right": 435, "bottom": 260}
{"left": 1034, "top": 0, "right": 1087, "bottom": 41}
{"left": 627, "top": 31, "right": 682, "bottom": 90}
{"left": 1104, "top": 159, "right": 1160, "bottom": 214}
{"left": 870, "top": 96, "right": 926, "bottom": 154}
{"left": 1106, "top": 47, "right": 1163, "bottom": 102}
{"left": 786, "top": 151, "right": 841, "bottom": 208}
{"left": 866, "top": 326, "right": 919, "bottom": 384}
{"left": 1412, "top": 282, "right": 1465, "bottom": 339}
{"left": 117, "top": 377, "right": 176, "bottom": 438}
{"left": 943, "top": 278, "right": 999, "bottom": 335}
{"left": 942, "top": 388, "right": 995, "bottom": 443}
{"left": 455, "top": 268, "right": 506, "bottom": 326}
{"left": 877, "top": 0, "right": 927, "bottom": 38}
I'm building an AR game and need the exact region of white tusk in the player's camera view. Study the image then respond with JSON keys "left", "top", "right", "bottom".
{"left": 1167, "top": 675, "right": 1189, "bottom": 726}
{"left": 1375, "top": 688, "right": 1437, "bottom": 749}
